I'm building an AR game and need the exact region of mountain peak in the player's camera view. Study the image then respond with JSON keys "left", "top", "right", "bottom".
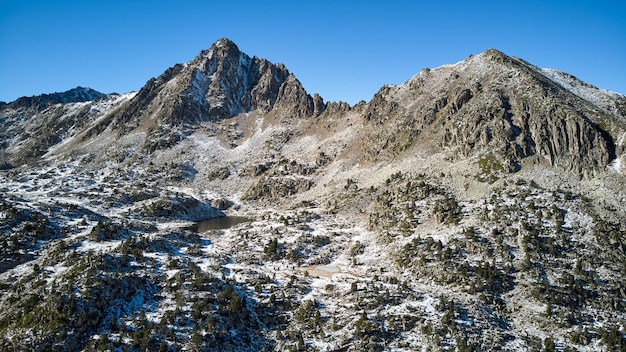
{"left": 104, "top": 38, "right": 324, "bottom": 143}
{"left": 213, "top": 37, "right": 238, "bottom": 49}
{"left": 195, "top": 38, "right": 241, "bottom": 62}
{"left": 480, "top": 48, "right": 509, "bottom": 60}
{"left": 60, "top": 86, "right": 104, "bottom": 101}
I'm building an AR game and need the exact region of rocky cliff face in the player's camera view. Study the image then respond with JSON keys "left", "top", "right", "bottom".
{"left": 361, "top": 49, "right": 622, "bottom": 178}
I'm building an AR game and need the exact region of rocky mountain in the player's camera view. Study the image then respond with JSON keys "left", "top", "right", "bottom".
{"left": 361, "top": 49, "right": 623, "bottom": 178}
{"left": 0, "top": 39, "right": 625, "bottom": 351}
{"left": 86, "top": 38, "right": 325, "bottom": 149}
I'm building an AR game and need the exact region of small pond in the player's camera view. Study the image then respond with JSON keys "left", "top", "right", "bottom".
{"left": 188, "top": 216, "right": 252, "bottom": 233}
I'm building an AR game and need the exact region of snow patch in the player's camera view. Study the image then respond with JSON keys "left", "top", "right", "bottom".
{"left": 617, "top": 132, "right": 626, "bottom": 147}
{"left": 608, "top": 157, "right": 623, "bottom": 174}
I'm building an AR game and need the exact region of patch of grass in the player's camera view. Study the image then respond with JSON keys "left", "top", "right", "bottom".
{"left": 477, "top": 153, "right": 505, "bottom": 183}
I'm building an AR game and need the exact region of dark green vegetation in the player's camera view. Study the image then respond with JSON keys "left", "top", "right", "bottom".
{"left": 1, "top": 170, "right": 625, "bottom": 351}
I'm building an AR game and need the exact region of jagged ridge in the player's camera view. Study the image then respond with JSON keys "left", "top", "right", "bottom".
{"left": 0, "top": 87, "right": 104, "bottom": 111}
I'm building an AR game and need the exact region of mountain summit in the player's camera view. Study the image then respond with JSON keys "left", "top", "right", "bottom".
{"left": 188, "top": 38, "right": 325, "bottom": 119}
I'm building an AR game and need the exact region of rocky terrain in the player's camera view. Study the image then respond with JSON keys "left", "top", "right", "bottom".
{"left": 0, "top": 38, "right": 625, "bottom": 351}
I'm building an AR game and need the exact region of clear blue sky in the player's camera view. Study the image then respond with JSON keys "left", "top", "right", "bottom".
{"left": 1, "top": 1, "right": 624, "bottom": 105}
